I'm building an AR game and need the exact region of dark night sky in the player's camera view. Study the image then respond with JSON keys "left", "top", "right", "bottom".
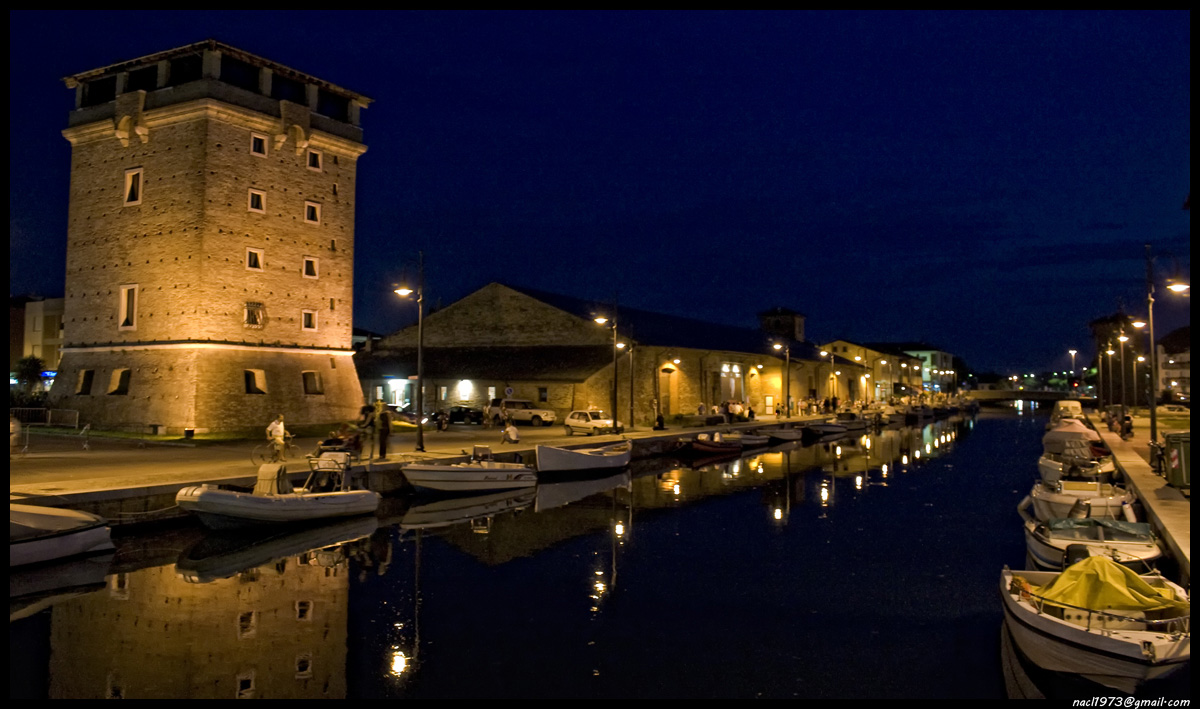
{"left": 8, "top": 11, "right": 1191, "bottom": 375}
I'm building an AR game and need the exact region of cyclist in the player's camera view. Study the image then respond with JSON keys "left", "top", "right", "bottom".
{"left": 265, "top": 414, "right": 291, "bottom": 461}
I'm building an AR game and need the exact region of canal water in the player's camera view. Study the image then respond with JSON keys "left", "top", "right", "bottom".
{"left": 9, "top": 409, "right": 1190, "bottom": 699}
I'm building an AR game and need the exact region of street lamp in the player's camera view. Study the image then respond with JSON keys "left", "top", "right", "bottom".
{"left": 773, "top": 342, "right": 790, "bottom": 417}
{"left": 595, "top": 309, "right": 619, "bottom": 427}
{"left": 1117, "top": 332, "right": 1129, "bottom": 409}
{"left": 1068, "top": 349, "right": 1077, "bottom": 381}
{"left": 394, "top": 251, "right": 425, "bottom": 452}
{"left": 1145, "top": 243, "right": 1190, "bottom": 443}
{"left": 1105, "top": 344, "right": 1115, "bottom": 414}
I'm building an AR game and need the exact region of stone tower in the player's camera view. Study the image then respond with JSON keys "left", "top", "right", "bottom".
{"left": 49, "top": 40, "right": 371, "bottom": 434}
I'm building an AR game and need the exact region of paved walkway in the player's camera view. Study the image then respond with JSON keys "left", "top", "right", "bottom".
{"left": 1092, "top": 415, "right": 1190, "bottom": 586}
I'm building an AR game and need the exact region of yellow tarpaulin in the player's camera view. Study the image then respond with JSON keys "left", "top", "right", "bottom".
{"left": 1031, "top": 556, "right": 1189, "bottom": 613}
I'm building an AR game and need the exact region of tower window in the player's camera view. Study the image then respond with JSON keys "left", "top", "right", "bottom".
{"left": 302, "top": 310, "right": 318, "bottom": 332}
{"left": 304, "top": 201, "right": 321, "bottom": 224}
{"left": 76, "top": 369, "right": 95, "bottom": 395}
{"left": 244, "top": 302, "right": 265, "bottom": 328}
{"left": 307, "top": 149, "right": 322, "bottom": 172}
{"left": 108, "top": 368, "right": 131, "bottom": 395}
{"left": 118, "top": 284, "right": 138, "bottom": 330}
{"left": 244, "top": 369, "right": 267, "bottom": 395}
{"left": 250, "top": 132, "right": 268, "bottom": 157}
{"left": 248, "top": 189, "right": 265, "bottom": 213}
{"left": 302, "top": 371, "right": 324, "bottom": 395}
{"left": 303, "top": 257, "right": 319, "bottom": 279}
{"left": 246, "top": 248, "right": 264, "bottom": 271}
{"left": 124, "top": 168, "right": 143, "bottom": 206}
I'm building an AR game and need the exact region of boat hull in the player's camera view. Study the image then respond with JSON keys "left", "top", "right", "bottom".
{"left": 402, "top": 463, "right": 537, "bottom": 493}
{"left": 535, "top": 442, "right": 632, "bottom": 473}
{"left": 10, "top": 504, "right": 116, "bottom": 568}
{"left": 1000, "top": 567, "right": 1190, "bottom": 693}
{"left": 1021, "top": 521, "right": 1162, "bottom": 573}
{"left": 175, "top": 485, "right": 380, "bottom": 530}
{"left": 1028, "top": 481, "right": 1134, "bottom": 521}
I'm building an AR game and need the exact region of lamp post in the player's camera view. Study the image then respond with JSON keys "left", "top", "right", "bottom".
{"left": 394, "top": 251, "right": 425, "bottom": 452}
{"left": 1068, "top": 349, "right": 1077, "bottom": 383}
{"left": 1105, "top": 344, "right": 1115, "bottom": 414}
{"left": 1145, "top": 243, "right": 1190, "bottom": 443}
{"left": 595, "top": 309, "right": 619, "bottom": 427}
{"left": 773, "top": 343, "right": 790, "bottom": 418}
{"left": 1117, "top": 332, "right": 1129, "bottom": 410}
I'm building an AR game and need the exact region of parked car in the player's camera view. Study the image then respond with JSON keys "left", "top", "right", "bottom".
{"left": 489, "top": 398, "right": 557, "bottom": 427}
{"left": 446, "top": 405, "right": 484, "bottom": 425}
{"left": 562, "top": 409, "right": 623, "bottom": 436}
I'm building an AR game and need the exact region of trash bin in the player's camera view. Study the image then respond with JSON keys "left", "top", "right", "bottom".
{"left": 1163, "top": 432, "right": 1190, "bottom": 490}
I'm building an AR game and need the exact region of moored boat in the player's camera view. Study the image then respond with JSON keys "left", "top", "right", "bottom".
{"left": 1026, "top": 481, "right": 1136, "bottom": 522}
{"left": 1018, "top": 498, "right": 1162, "bottom": 572}
{"left": 175, "top": 461, "right": 380, "bottom": 530}
{"left": 402, "top": 446, "right": 537, "bottom": 494}
{"left": 1000, "top": 557, "right": 1190, "bottom": 693}
{"left": 690, "top": 431, "right": 744, "bottom": 455}
{"left": 536, "top": 440, "right": 632, "bottom": 473}
{"left": 10, "top": 503, "right": 116, "bottom": 568}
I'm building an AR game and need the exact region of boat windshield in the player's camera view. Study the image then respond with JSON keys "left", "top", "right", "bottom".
{"left": 1044, "top": 518, "right": 1154, "bottom": 542}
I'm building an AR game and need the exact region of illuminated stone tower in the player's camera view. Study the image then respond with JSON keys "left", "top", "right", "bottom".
{"left": 49, "top": 40, "right": 371, "bottom": 434}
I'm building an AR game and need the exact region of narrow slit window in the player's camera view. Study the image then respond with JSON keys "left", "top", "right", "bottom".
{"left": 248, "top": 189, "right": 265, "bottom": 213}
{"left": 124, "top": 168, "right": 143, "bottom": 206}
{"left": 118, "top": 284, "right": 138, "bottom": 330}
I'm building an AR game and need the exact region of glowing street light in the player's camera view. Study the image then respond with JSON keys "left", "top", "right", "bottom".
{"left": 1145, "top": 243, "right": 1190, "bottom": 442}
{"left": 773, "top": 342, "right": 791, "bottom": 417}
{"left": 394, "top": 251, "right": 426, "bottom": 452}
{"left": 595, "top": 310, "right": 619, "bottom": 427}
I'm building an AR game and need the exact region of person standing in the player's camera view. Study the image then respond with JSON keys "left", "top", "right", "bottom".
{"left": 376, "top": 403, "right": 393, "bottom": 460}
{"left": 266, "top": 414, "right": 289, "bottom": 460}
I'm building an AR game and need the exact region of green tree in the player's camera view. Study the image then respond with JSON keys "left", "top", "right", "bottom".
{"left": 14, "top": 355, "right": 46, "bottom": 395}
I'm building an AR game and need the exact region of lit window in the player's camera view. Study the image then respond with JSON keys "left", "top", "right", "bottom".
{"left": 302, "top": 371, "right": 324, "bottom": 395}
{"left": 304, "top": 201, "right": 321, "bottom": 224}
{"left": 250, "top": 132, "right": 267, "bottom": 157}
{"left": 302, "top": 310, "right": 318, "bottom": 331}
{"left": 307, "top": 149, "right": 322, "bottom": 172}
{"left": 246, "top": 248, "right": 264, "bottom": 271}
{"left": 118, "top": 284, "right": 138, "bottom": 330}
{"left": 248, "top": 189, "right": 265, "bottom": 213}
{"left": 244, "top": 302, "right": 265, "bottom": 329}
{"left": 124, "top": 168, "right": 143, "bottom": 206}
{"left": 303, "top": 257, "right": 319, "bottom": 279}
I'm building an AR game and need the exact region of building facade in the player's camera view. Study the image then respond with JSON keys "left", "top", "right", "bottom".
{"left": 820, "top": 340, "right": 924, "bottom": 401}
{"left": 48, "top": 41, "right": 371, "bottom": 434}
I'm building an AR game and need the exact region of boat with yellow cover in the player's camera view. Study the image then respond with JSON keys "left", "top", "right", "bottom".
{"left": 1000, "top": 556, "right": 1190, "bottom": 693}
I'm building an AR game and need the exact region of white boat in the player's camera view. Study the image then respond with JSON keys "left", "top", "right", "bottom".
{"left": 1039, "top": 419, "right": 1115, "bottom": 483}
{"left": 10, "top": 503, "right": 116, "bottom": 568}
{"left": 1000, "top": 557, "right": 1190, "bottom": 693}
{"left": 1025, "top": 481, "right": 1136, "bottom": 522}
{"left": 535, "top": 440, "right": 633, "bottom": 473}
{"left": 175, "top": 459, "right": 380, "bottom": 530}
{"left": 689, "top": 432, "right": 744, "bottom": 455}
{"left": 1017, "top": 498, "right": 1162, "bottom": 572}
{"left": 1047, "top": 399, "right": 1085, "bottom": 428}
{"left": 402, "top": 446, "right": 537, "bottom": 494}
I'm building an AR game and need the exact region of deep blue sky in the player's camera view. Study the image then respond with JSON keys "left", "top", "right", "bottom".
{"left": 9, "top": 11, "right": 1191, "bottom": 375}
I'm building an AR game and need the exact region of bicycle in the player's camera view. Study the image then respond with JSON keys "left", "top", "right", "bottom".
{"left": 252, "top": 434, "right": 296, "bottom": 467}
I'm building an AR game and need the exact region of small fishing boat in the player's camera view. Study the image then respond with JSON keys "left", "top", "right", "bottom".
{"left": 1018, "top": 497, "right": 1162, "bottom": 572}
{"left": 1025, "top": 481, "right": 1136, "bottom": 522}
{"left": 176, "top": 457, "right": 380, "bottom": 530}
{"left": 402, "top": 446, "right": 537, "bottom": 494}
{"left": 1000, "top": 557, "right": 1190, "bottom": 693}
{"left": 536, "top": 440, "right": 633, "bottom": 473}
{"left": 10, "top": 503, "right": 116, "bottom": 568}
{"left": 690, "top": 431, "right": 744, "bottom": 455}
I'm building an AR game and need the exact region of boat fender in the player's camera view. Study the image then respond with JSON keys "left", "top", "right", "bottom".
{"left": 1121, "top": 500, "right": 1137, "bottom": 523}
{"left": 1063, "top": 544, "right": 1092, "bottom": 568}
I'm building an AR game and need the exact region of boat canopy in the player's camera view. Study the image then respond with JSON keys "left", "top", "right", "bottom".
{"left": 1044, "top": 518, "right": 1154, "bottom": 541}
{"left": 1031, "top": 556, "right": 1189, "bottom": 612}
{"left": 1043, "top": 419, "right": 1101, "bottom": 453}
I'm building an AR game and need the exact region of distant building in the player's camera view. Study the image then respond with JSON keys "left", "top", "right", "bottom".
{"left": 1158, "top": 326, "right": 1190, "bottom": 403}
{"left": 820, "top": 340, "right": 925, "bottom": 400}
{"left": 48, "top": 40, "right": 371, "bottom": 434}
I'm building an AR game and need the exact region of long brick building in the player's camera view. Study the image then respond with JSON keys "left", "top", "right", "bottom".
{"left": 48, "top": 40, "right": 371, "bottom": 434}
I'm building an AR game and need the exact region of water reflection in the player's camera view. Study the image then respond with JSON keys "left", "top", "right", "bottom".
{"left": 17, "top": 413, "right": 1111, "bottom": 700}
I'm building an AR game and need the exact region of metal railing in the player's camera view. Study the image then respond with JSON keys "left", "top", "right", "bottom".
{"left": 9, "top": 407, "right": 80, "bottom": 428}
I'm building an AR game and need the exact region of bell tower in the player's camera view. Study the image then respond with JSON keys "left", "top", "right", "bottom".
{"left": 49, "top": 40, "right": 372, "bottom": 434}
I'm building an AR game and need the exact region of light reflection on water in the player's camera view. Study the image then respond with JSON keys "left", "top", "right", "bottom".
{"left": 8, "top": 411, "right": 1189, "bottom": 699}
